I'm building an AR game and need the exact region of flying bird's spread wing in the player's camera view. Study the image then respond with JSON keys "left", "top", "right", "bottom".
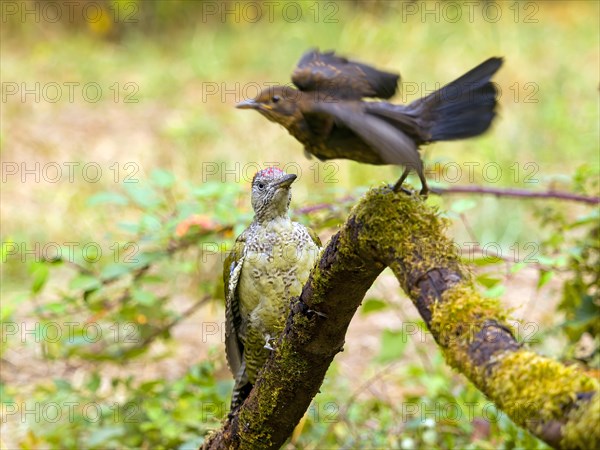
{"left": 292, "top": 49, "right": 400, "bottom": 100}
{"left": 310, "top": 101, "right": 422, "bottom": 170}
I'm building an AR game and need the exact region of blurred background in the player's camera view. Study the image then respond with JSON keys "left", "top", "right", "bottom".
{"left": 1, "top": 1, "right": 598, "bottom": 448}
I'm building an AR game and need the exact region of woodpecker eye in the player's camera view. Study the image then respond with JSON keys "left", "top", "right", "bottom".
{"left": 257, "top": 182, "right": 265, "bottom": 190}
{"left": 271, "top": 95, "right": 280, "bottom": 103}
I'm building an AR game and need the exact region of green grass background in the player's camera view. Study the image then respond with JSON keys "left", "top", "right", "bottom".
{"left": 1, "top": 1, "right": 599, "bottom": 448}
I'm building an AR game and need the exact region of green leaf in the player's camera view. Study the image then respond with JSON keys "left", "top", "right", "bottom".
{"left": 100, "top": 263, "right": 133, "bottom": 280}
{"left": 133, "top": 288, "right": 157, "bottom": 305}
{"left": 86, "top": 426, "right": 125, "bottom": 447}
{"left": 87, "top": 191, "right": 129, "bottom": 206}
{"left": 570, "top": 209, "right": 599, "bottom": 228}
{"left": 191, "top": 181, "right": 227, "bottom": 198}
{"left": 53, "top": 378, "right": 72, "bottom": 391}
{"left": 118, "top": 221, "right": 140, "bottom": 234}
{"left": 87, "top": 372, "right": 101, "bottom": 392}
{"left": 151, "top": 169, "right": 175, "bottom": 188}
{"left": 42, "top": 301, "right": 67, "bottom": 314}
{"left": 361, "top": 299, "right": 387, "bottom": 315}
{"left": 470, "top": 256, "right": 503, "bottom": 267}
{"left": 537, "top": 270, "right": 554, "bottom": 289}
{"left": 377, "top": 328, "right": 408, "bottom": 363}
{"left": 483, "top": 284, "right": 506, "bottom": 298}
{"left": 125, "top": 184, "right": 160, "bottom": 209}
{"left": 476, "top": 274, "right": 501, "bottom": 289}
{"left": 29, "top": 262, "right": 49, "bottom": 294}
{"left": 140, "top": 214, "right": 162, "bottom": 232}
{"left": 69, "top": 274, "right": 102, "bottom": 291}
{"left": 451, "top": 199, "right": 477, "bottom": 214}
{"left": 1, "top": 292, "right": 28, "bottom": 320}
{"left": 510, "top": 262, "right": 526, "bottom": 274}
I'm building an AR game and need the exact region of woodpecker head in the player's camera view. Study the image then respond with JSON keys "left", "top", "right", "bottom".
{"left": 251, "top": 167, "right": 297, "bottom": 223}
{"left": 236, "top": 86, "right": 302, "bottom": 128}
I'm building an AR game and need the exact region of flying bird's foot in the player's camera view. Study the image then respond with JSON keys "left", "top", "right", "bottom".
{"left": 391, "top": 181, "right": 413, "bottom": 196}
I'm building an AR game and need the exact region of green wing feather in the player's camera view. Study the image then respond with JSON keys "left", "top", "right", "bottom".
{"left": 223, "top": 225, "right": 320, "bottom": 410}
{"left": 223, "top": 230, "right": 247, "bottom": 379}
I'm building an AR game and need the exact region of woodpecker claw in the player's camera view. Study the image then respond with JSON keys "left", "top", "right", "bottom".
{"left": 307, "top": 309, "right": 328, "bottom": 318}
{"left": 264, "top": 335, "right": 275, "bottom": 351}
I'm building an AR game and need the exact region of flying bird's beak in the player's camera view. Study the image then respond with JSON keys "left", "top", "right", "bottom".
{"left": 236, "top": 99, "right": 259, "bottom": 110}
{"left": 273, "top": 174, "right": 297, "bottom": 189}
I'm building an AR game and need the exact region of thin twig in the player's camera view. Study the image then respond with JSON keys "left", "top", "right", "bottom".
{"left": 430, "top": 185, "right": 600, "bottom": 204}
{"left": 295, "top": 195, "right": 354, "bottom": 214}
{"left": 121, "top": 294, "right": 212, "bottom": 355}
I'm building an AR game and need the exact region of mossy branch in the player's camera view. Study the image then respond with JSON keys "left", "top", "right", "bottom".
{"left": 202, "top": 187, "right": 599, "bottom": 450}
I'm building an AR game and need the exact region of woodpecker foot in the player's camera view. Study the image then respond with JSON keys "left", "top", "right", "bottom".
{"left": 307, "top": 308, "right": 328, "bottom": 318}
{"left": 264, "top": 335, "right": 275, "bottom": 351}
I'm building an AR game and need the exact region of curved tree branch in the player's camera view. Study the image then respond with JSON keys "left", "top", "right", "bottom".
{"left": 202, "top": 187, "right": 599, "bottom": 450}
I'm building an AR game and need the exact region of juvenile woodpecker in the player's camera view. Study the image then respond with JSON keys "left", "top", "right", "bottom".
{"left": 223, "top": 167, "right": 321, "bottom": 411}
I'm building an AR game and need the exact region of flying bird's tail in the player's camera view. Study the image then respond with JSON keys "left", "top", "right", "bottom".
{"left": 364, "top": 57, "right": 503, "bottom": 145}
{"left": 416, "top": 57, "right": 503, "bottom": 142}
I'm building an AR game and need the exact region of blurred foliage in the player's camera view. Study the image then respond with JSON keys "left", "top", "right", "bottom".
{"left": 3, "top": 164, "right": 598, "bottom": 448}
{"left": 535, "top": 165, "right": 600, "bottom": 365}
{"left": 2, "top": 1, "right": 599, "bottom": 448}
{"left": 12, "top": 361, "right": 227, "bottom": 450}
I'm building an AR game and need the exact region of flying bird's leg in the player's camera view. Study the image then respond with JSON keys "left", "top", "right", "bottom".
{"left": 417, "top": 169, "right": 429, "bottom": 197}
{"left": 392, "top": 167, "right": 429, "bottom": 197}
{"left": 392, "top": 168, "right": 413, "bottom": 195}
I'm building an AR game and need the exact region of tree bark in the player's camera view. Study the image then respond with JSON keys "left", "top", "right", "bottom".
{"left": 202, "top": 187, "right": 599, "bottom": 450}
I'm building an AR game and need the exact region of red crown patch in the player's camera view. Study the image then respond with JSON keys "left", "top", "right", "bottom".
{"left": 256, "top": 167, "right": 286, "bottom": 178}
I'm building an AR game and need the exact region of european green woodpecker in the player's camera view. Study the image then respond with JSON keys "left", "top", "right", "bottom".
{"left": 223, "top": 167, "right": 321, "bottom": 411}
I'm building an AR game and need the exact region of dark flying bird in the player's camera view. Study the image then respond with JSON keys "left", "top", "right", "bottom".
{"left": 237, "top": 49, "right": 503, "bottom": 195}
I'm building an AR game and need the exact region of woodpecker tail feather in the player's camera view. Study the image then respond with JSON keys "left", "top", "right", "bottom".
{"left": 229, "top": 361, "right": 252, "bottom": 413}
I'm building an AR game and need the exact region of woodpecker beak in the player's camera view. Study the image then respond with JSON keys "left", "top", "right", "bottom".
{"left": 273, "top": 174, "right": 297, "bottom": 189}
{"left": 236, "top": 99, "right": 260, "bottom": 110}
